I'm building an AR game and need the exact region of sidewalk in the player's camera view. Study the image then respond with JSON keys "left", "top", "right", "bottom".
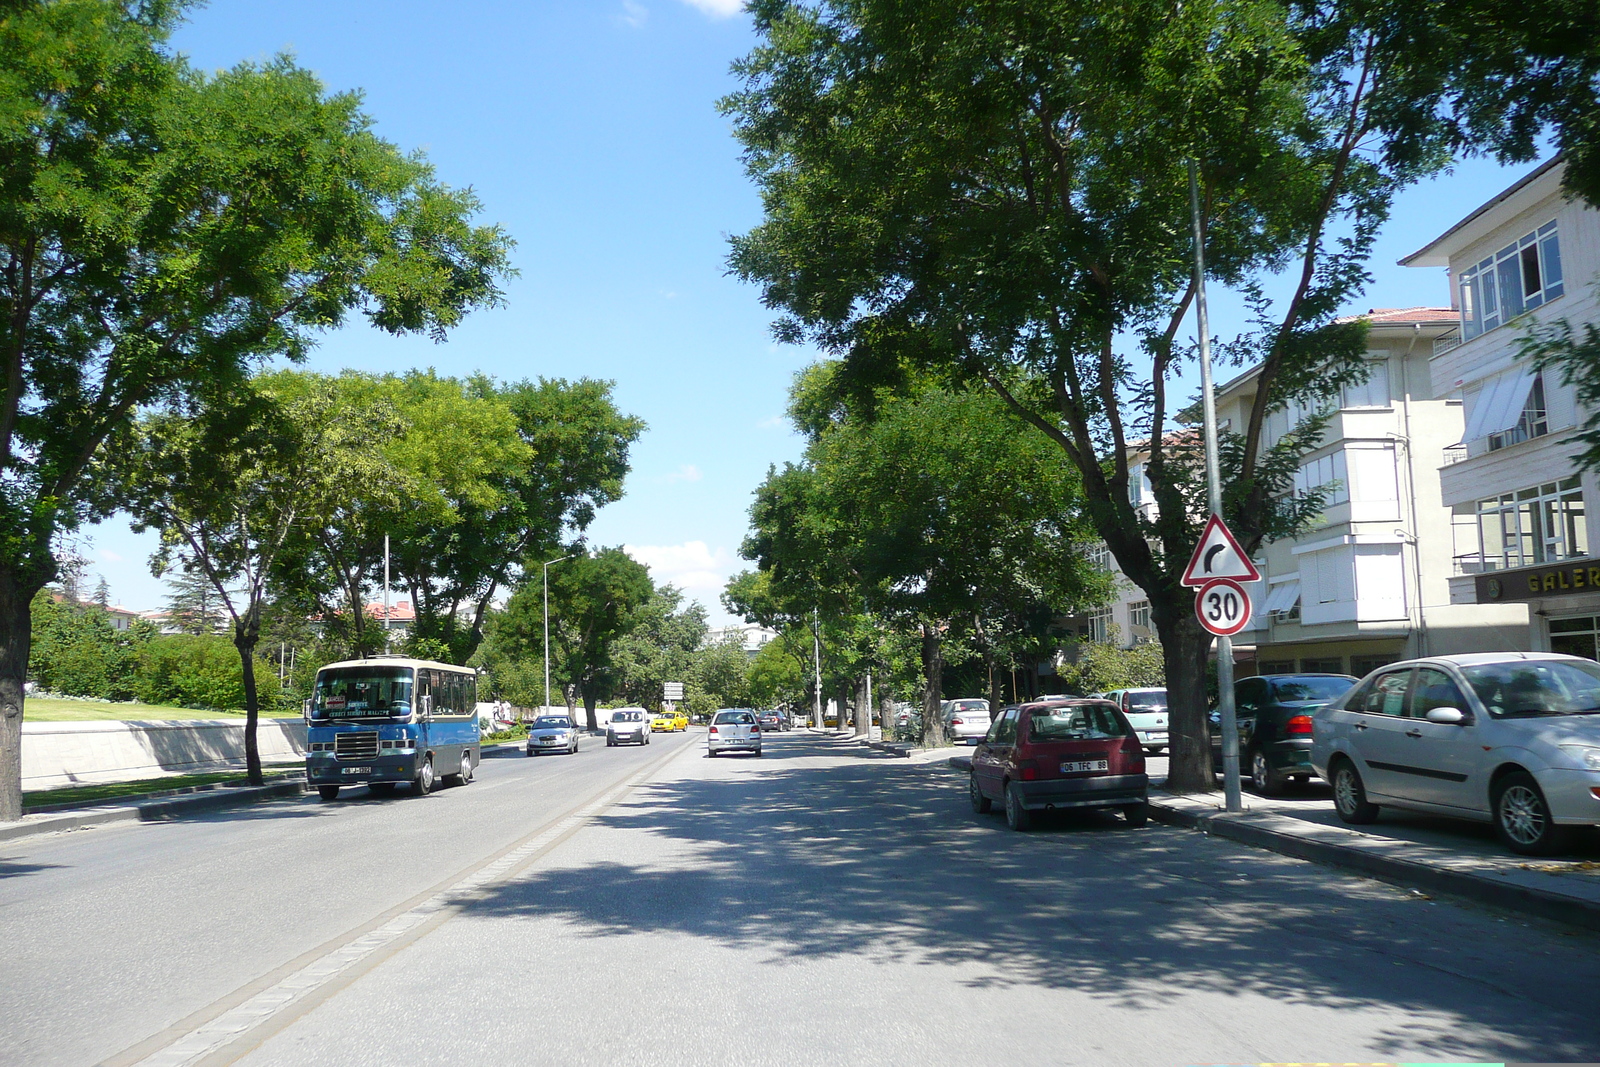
{"left": 0, "top": 776, "right": 309, "bottom": 844}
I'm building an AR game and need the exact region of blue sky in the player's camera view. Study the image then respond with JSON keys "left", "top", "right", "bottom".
{"left": 82, "top": 0, "right": 1548, "bottom": 623}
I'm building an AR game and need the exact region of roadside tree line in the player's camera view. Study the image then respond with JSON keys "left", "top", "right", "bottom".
{"left": 722, "top": 0, "right": 1600, "bottom": 787}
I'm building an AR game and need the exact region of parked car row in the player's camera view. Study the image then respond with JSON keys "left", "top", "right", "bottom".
{"left": 1193, "top": 653, "right": 1600, "bottom": 856}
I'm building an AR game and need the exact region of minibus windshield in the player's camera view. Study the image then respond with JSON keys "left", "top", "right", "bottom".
{"left": 313, "top": 667, "right": 413, "bottom": 719}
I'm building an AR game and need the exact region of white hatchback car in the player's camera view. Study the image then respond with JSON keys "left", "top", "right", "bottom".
{"left": 605, "top": 709, "right": 652, "bottom": 747}
{"left": 1097, "top": 688, "right": 1169, "bottom": 753}
{"left": 1312, "top": 652, "right": 1600, "bottom": 855}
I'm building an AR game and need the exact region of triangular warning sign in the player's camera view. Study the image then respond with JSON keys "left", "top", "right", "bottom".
{"left": 1180, "top": 514, "right": 1261, "bottom": 587}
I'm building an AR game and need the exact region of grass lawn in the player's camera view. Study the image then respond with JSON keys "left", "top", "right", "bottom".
{"left": 22, "top": 769, "right": 287, "bottom": 809}
{"left": 24, "top": 696, "right": 300, "bottom": 722}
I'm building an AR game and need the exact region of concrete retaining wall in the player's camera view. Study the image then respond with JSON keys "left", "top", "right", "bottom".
{"left": 23, "top": 719, "right": 309, "bottom": 790}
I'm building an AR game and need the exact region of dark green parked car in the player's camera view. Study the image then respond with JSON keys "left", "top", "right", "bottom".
{"left": 1211, "top": 674, "right": 1357, "bottom": 794}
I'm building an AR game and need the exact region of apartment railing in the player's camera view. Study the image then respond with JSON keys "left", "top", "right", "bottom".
{"left": 1441, "top": 443, "right": 1468, "bottom": 467}
{"left": 1433, "top": 330, "right": 1462, "bottom": 357}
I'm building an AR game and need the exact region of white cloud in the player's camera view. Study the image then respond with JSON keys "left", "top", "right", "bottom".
{"left": 660, "top": 464, "right": 702, "bottom": 484}
{"left": 678, "top": 0, "right": 743, "bottom": 17}
{"left": 98, "top": 549, "right": 124, "bottom": 563}
{"left": 624, "top": 541, "right": 734, "bottom": 596}
{"left": 756, "top": 414, "right": 785, "bottom": 429}
{"left": 614, "top": 0, "right": 648, "bottom": 28}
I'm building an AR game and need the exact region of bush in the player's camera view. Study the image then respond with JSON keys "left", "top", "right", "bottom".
{"left": 1058, "top": 639, "right": 1165, "bottom": 695}
{"left": 28, "top": 591, "right": 150, "bottom": 701}
{"left": 132, "top": 635, "right": 270, "bottom": 711}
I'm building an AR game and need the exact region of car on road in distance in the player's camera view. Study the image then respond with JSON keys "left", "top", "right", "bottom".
{"left": 969, "top": 699, "right": 1148, "bottom": 831}
{"left": 651, "top": 710, "right": 677, "bottom": 732}
{"left": 1211, "top": 673, "right": 1356, "bottom": 794}
{"left": 757, "top": 709, "right": 783, "bottom": 732}
{"left": 672, "top": 709, "right": 689, "bottom": 730}
{"left": 1312, "top": 652, "right": 1600, "bottom": 855}
{"left": 943, "top": 698, "right": 991, "bottom": 744}
{"left": 525, "top": 715, "right": 580, "bottom": 756}
{"left": 1097, "top": 688, "right": 1169, "bottom": 754}
{"left": 606, "top": 709, "right": 652, "bottom": 747}
{"left": 708, "top": 709, "right": 761, "bottom": 757}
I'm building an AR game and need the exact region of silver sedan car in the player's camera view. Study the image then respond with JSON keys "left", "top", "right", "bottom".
{"left": 525, "top": 715, "right": 580, "bottom": 756}
{"left": 1312, "top": 652, "right": 1600, "bottom": 855}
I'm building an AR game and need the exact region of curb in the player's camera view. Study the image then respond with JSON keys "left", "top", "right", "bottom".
{"left": 867, "top": 740, "right": 913, "bottom": 758}
{"left": 0, "top": 778, "right": 308, "bottom": 844}
{"left": 1146, "top": 797, "right": 1600, "bottom": 934}
{"left": 947, "top": 755, "right": 972, "bottom": 771}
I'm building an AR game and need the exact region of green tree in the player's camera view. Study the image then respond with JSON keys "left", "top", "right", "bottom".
{"left": 743, "top": 375, "right": 1106, "bottom": 746}
{"left": 28, "top": 589, "right": 153, "bottom": 700}
{"left": 724, "top": 0, "right": 1423, "bottom": 787}
{"left": 608, "top": 586, "right": 708, "bottom": 711}
{"left": 1059, "top": 638, "right": 1167, "bottom": 696}
{"left": 115, "top": 378, "right": 400, "bottom": 783}
{"left": 492, "top": 548, "right": 654, "bottom": 731}
{"left": 0, "top": 1, "right": 512, "bottom": 817}
{"left": 164, "top": 569, "right": 227, "bottom": 636}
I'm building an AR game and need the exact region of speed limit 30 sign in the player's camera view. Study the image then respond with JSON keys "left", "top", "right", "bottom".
{"left": 1195, "top": 578, "right": 1252, "bottom": 636}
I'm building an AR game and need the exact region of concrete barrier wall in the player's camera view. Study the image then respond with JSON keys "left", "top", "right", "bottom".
{"left": 23, "top": 719, "right": 309, "bottom": 790}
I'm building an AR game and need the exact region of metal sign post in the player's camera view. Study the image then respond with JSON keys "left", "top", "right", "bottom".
{"left": 1188, "top": 161, "right": 1243, "bottom": 813}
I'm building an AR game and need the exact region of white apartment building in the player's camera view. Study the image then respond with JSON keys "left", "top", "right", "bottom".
{"left": 1084, "top": 305, "right": 1531, "bottom": 675}
{"left": 1404, "top": 157, "right": 1600, "bottom": 658}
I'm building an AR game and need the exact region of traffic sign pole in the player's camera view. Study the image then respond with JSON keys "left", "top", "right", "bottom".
{"left": 1189, "top": 161, "right": 1242, "bottom": 813}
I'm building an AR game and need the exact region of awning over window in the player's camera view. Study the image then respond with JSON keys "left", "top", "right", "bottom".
{"left": 1263, "top": 581, "right": 1301, "bottom": 614}
{"left": 1461, "top": 365, "right": 1536, "bottom": 444}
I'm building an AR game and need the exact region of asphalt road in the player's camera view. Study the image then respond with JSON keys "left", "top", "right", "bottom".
{"left": 4, "top": 730, "right": 1600, "bottom": 1066}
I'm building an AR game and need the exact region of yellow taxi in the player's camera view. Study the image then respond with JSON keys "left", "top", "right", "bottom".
{"left": 671, "top": 710, "right": 689, "bottom": 731}
{"left": 651, "top": 710, "right": 676, "bottom": 732}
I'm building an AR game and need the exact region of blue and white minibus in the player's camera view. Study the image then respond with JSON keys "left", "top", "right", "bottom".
{"left": 304, "top": 656, "right": 480, "bottom": 800}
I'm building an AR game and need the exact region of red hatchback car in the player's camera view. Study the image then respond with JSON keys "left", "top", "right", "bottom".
{"left": 969, "top": 700, "right": 1149, "bottom": 830}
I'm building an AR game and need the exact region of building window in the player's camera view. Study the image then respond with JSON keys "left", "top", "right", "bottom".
{"left": 1087, "top": 609, "right": 1112, "bottom": 644}
{"left": 1294, "top": 451, "right": 1348, "bottom": 506}
{"left": 1341, "top": 360, "right": 1390, "bottom": 409}
{"left": 1349, "top": 655, "right": 1395, "bottom": 677}
{"left": 1258, "top": 661, "right": 1295, "bottom": 676}
{"left": 1129, "top": 600, "right": 1151, "bottom": 636}
{"left": 1460, "top": 221, "right": 1564, "bottom": 339}
{"left": 1476, "top": 476, "right": 1587, "bottom": 571}
{"left": 1487, "top": 374, "right": 1548, "bottom": 451}
{"left": 1128, "top": 462, "right": 1152, "bottom": 506}
{"left": 1549, "top": 616, "right": 1600, "bottom": 661}
{"left": 1300, "top": 657, "right": 1344, "bottom": 674}
{"left": 1083, "top": 542, "right": 1112, "bottom": 571}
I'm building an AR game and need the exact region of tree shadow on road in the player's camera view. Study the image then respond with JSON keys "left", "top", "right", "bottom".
{"left": 459, "top": 737, "right": 1600, "bottom": 1062}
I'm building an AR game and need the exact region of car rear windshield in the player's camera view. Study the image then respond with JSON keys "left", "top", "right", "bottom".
{"left": 1462, "top": 660, "right": 1600, "bottom": 718}
{"left": 1270, "top": 677, "right": 1354, "bottom": 704}
{"left": 1124, "top": 691, "right": 1166, "bottom": 712}
{"left": 714, "top": 711, "right": 755, "bottom": 724}
{"left": 533, "top": 717, "right": 571, "bottom": 729}
{"left": 1028, "top": 706, "right": 1126, "bottom": 742}
{"left": 947, "top": 700, "right": 988, "bottom": 714}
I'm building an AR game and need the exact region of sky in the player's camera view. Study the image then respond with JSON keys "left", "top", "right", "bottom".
{"left": 79, "top": 0, "right": 1551, "bottom": 624}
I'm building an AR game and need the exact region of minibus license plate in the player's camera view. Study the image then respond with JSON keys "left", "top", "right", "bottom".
{"left": 341, "top": 767, "right": 371, "bottom": 775}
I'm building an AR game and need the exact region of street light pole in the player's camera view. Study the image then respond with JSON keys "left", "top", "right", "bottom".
{"left": 1189, "top": 161, "right": 1243, "bottom": 813}
{"left": 543, "top": 554, "right": 574, "bottom": 716}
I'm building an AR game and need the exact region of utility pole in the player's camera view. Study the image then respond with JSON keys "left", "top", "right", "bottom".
{"left": 1189, "top": 161, "right": 1243, "bottom": 813}
{"left": 543, "top": 554, "right": 574, "bottom": 717}
{"left": 382, "top": 534, "right": 391, "bottom": 654}
{"left": 812, "top": 607, "right": 823, "bottom": 731}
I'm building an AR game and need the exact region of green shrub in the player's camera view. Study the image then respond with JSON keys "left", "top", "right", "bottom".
{"left": 132, "top": 635, "right": 271, "bottom": 711}
{"left": 28, "top": 591, "right": 150, "bottom": 700}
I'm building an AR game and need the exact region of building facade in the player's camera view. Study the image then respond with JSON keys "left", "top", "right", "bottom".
{"left": 1404, "top": 157, "right": 1600, "bottom": 658}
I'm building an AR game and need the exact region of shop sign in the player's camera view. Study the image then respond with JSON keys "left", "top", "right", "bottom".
{"left": 1476, "top": 560, "right": 1600, "bottom": 603}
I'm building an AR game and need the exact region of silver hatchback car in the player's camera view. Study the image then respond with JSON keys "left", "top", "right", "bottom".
{"left": 1311, "top": 652, "right": 1600, "bottom": 855}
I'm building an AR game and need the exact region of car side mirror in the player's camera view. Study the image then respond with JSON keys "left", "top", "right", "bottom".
{"left": 1424, "top": 707, "right": 1466, "bottom": 724}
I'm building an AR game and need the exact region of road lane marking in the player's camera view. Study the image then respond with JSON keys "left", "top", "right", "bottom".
{"left": 99, "top": 737, "right": 696, "bottom": 1067}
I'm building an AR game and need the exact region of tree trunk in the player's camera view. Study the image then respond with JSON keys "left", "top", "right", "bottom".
{"left": 1160, "top": 612, "right": 1215, "bottom": 793}
{"left": 853, "top": 674, "right": 870, "bottom": 737}
{"left": 582, "top": 685, "right": 599, "bottom": 733}
{"left": 920, "top": 623, "right": 947, "bottom": 747}
{"left": 835, "top": 680, "right": 850, "bottom": 734}
{"left": 879, "top": 692, "right": 895, "bottom": 742}
{"left": 987, "top": 652, "right": 1004, "bottom": 724}
{"left": 234, "top": 624, "right": 264, "bottom": 786}
{"left": 0, "top": 571, "right": 41, "bottom": 822}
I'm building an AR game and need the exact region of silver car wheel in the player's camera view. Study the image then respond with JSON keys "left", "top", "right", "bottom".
{"left": 1333, "top": 768, "right": 1358, "bottom": 814}
{"left": 1498, "top": 784, "right": 1545, "bottom": 846}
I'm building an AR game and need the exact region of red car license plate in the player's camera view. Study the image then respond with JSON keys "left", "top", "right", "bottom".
{"left": 1060, "top": 759, "right": 1108, "bottom": 773}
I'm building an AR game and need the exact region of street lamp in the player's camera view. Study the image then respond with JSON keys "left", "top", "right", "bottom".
{"left": 543, "top": 554, "right": 575, "bottom": 715}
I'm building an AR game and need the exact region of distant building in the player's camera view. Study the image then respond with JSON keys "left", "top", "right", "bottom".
{"left": 704, "top": 622, "right": 778, "bottom": 657}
